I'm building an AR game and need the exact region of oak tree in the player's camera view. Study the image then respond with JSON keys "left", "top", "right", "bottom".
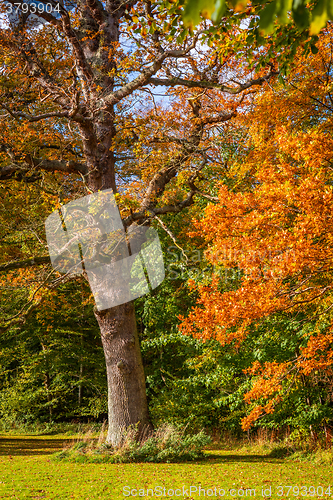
{"left": 0, "top": 0, "right": 275, "bottom": 444}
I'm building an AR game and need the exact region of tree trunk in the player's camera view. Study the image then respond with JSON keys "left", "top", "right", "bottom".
{"left": 78, "top": 363, "right": 83, "bottom": 406}
{"left": 41, "top": 342, "right": 52, "bottom": 423}
{"left": 81, "top": 86, "right": 152, "bottom": 445}
{"left": 94, "top": 300, "right": 152, "bottom": 446}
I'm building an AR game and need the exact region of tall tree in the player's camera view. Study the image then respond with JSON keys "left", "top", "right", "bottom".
{"left": 0, "top": 0, "right": 275, "bottom": 444}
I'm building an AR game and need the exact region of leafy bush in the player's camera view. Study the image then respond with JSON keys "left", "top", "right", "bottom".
{"left": 54, "top": 424, "right": 211, "bottom": 463}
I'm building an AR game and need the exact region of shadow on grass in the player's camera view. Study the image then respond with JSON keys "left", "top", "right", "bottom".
{"left": 0, "top": 437, "right": 288, "bottom": 463}
{"left": 0, "top": 437, "right": 71, "bottom": 456}
{"left": 202, "top": 453, "right": 285, "bottom": 464}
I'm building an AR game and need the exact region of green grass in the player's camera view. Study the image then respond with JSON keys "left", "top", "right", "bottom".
{"left": 0, "top": 434, "right": 332, "bottom": 499}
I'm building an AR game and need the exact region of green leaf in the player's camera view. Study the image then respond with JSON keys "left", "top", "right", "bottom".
{"left": 177, "top": 29, "right": 187, "bottom": 43}
{"left": 246, "top": 33, "right": 255, "bottom": 44}
{"left": 211, "top": 0, "right": 227, "bottom": 24}
{"left": 292, "top": 2, "right": 310, "bottom": 29}
{"left": 278, "top": 73, "right": 285, "bottom": 84}
{"left": 292, "top": 0, "right": 303, "bottom": 9}
{"left": 276, "top": 0, "right": 293, "bottom": 25}
{"left": 310, "top": 0, "right": 330, "bottom": 34}
{"left": 259, "top": 0, "right": 278, "bottom": 32}
{"left": 183, "top": 0, "right": 216, "bottom": 26}
{"left": 310, "top": 44, "right": 319, "bottom": 54}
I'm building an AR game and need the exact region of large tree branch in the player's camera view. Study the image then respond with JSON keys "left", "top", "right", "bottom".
{"left": 85, "top": 0, "right": 107, "bottom": 24}
{"left": 0, "top": 256, "right": 51, "bottom": 273}
{"left": 101, "top": 35, "right": 203, "bottom": 107}
{"left": 6, "top": 39, "right": 88, "bottom": 124}
{"left": 138, "top": 102, "right": 233, "bottom": 214}
{"left": 149, "top": 71, "right": 278, "bottom": 94}
{"left": 60, "top": 12, "right": 95, "bottom": 86}
{"left": 3, "top": 38, "right": 90, "bottom": 124}
{"left": 123, "top": 191, "right": 198, "bottom": 227}
{"left": 8, "top": 40, "right": 72, "bottom": 111}
{"left": 0, "top": 31, "right": 90, "bottom": 123}
{"left": 200, "top": 110, "right": 237, "bottom": 125}
{"left": 140, "top": 164, "right": 178, "bottom": 211}
{"left": 124, "top": 154, "right": 212, "bottom": 226}
{"left": 0, "top": 158, "right": 88, "bottom": 181}
{"left": 1, "top": 105, "right": 69, "bottom": 122}
{"left": 123, "top": 187, "right": 219, "bottom": 227}
{"left": 101, "top": 53, "right": 168, "bottom": 107}
{"left": 22, "top": 42, "right": 62, "bottom": 89}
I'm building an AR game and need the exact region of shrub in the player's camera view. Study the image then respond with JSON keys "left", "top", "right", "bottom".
{"left": 54, "top": 423, "right": 211, "bottom": 463}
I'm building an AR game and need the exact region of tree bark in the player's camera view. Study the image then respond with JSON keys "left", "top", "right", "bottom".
{"left": 78, "top": 347, "right": 83, "bottom": 407}
{"left": 81, "top": 103, "right": 152, "bottom": 445}
{"left": 41, "top": 343, "right": 52, "bottom": 423}
{"left": 94, "top": 300, "right": 152, "bottom": 446}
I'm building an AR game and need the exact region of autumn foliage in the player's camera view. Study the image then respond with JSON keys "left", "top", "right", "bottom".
{"left": 181, "top": 28, "right": 333, "bottom": 430}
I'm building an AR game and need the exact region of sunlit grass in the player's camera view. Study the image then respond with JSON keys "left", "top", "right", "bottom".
{"left": 0, "top": 432, "right": 332, "bottom": 499}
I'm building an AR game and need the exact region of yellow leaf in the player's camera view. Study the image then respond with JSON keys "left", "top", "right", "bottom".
{"left": 310, "top": 0, "right": 329, "bottom": 34}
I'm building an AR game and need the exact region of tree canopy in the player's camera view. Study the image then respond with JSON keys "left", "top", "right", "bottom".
{"left": 0, "top": 0, "right": 332, "bottom": 443}
{"left": 180, "top": 26, "right": 333, "bottom": 431}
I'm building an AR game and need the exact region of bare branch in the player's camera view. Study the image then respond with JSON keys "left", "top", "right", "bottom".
{"left": 101, "top": 34, "right": 204, "bottom": 107}
{"left": 154, "top": 215, "right": 190, "bottom": 264}
{"left": 149, "top": 71, "right": 278, "bottom": 94}
{"left": 0, "top": 296, "right": 43, "bottom": 334}
{"left": 194, "top": 192, "right": 219, "bottom": 202}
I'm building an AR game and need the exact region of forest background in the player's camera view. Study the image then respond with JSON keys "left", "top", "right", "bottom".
{"left": 0, "top": 0, "right": 333, "bottom": 447}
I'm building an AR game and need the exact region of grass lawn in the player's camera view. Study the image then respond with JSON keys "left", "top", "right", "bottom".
{"left": 0, "top": 434, "right": 332, "bottom": 499}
